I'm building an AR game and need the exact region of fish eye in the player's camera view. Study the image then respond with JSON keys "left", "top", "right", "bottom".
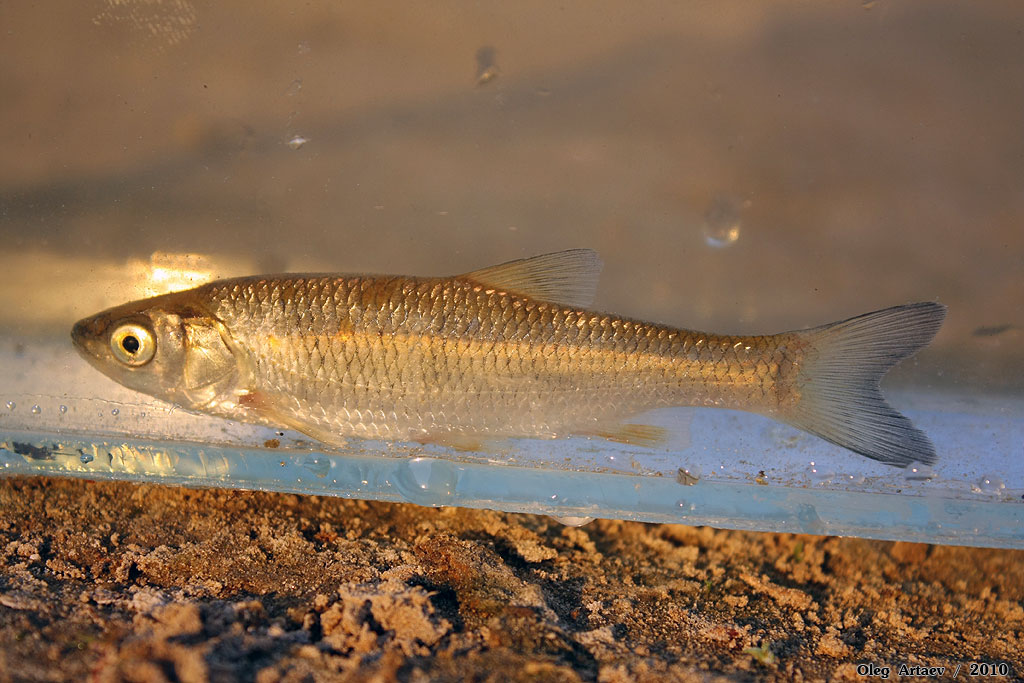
{"left": 110, "top": 323, "right": 156, "bottom": 366}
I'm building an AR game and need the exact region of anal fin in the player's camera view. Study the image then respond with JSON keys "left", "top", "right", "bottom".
{"left": 584, "top": 409, "right": 693, "bottom": 450}
{"left": 415, "top": 432, "right": 510, "bottom": 454}
{"left": 593, "top": 423, "right": 670, "bottom": 448}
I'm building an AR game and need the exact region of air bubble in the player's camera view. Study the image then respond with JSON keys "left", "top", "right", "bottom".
{"left": 975, "top": 475, "right": 1006, "bottom": 494}
{"left": 796, "top": 503, "right": 826, "bottom": 535}
{"left": 30, "top": 405, "right": 41, "bottom": 415}
{"left": 5, "top": 401, "right": 14, "bottom": 411}
{"left": 807, "top": 462, "right": 834, "bottom": 485}
{"left": 475, "top": 46, "right": 499, "bottom": 86}
{"left": 550, "top": 516, "right": 594, "bottom": 527}
{"left": 904, "top": 464, "right": 935, "bottom": 481}
{"left": 111, "top": 408, "right": 119, "bottom": 416}
{"left": 765, "top": 423, "right": 801, "bottom": 448}
{"left": 80, "top": 453, "right": 94, "bottom": 464}
{"left": 394, "top": 457, "right": 458, "bottom": 507}
{"left": 676, "top": 467, "right": 700, "bottom": 486}
{"left": 59, "top": 405, "right": 68, "bottom": 414}
{"left": 702, "top": 195, "right": 747, "bottom": 248}
{"left": 301, "top": 457, "right": 330, "bottom": 479}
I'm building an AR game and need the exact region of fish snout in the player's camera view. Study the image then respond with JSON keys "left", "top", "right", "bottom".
{"left": 71, "top": 315, "right": 109, "bottom": 354}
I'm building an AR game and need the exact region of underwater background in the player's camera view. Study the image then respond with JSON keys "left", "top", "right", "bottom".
{"left": 1, "top": 2, "right": 1022, "bottom": 680}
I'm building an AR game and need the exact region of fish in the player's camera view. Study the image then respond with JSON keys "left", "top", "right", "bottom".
{"left": 71, "top": 249, "right": 946, "bottom": 466}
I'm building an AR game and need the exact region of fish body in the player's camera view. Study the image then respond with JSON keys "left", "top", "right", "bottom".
{"left": 71, "top": 250, "right": 945, "bottom": 465}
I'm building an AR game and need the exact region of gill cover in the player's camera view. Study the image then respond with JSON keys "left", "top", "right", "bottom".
{"left": 179, "top": 318, "right": 241, "bottom": 408}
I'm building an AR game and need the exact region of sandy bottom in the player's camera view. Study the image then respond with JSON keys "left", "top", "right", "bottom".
{"left": 0, "top": 477, "right": 1021, "bottom": 682}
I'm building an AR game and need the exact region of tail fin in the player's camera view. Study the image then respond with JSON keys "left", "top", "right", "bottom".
{"left": 785, "top": 302, "right": 946, "bottom": 467}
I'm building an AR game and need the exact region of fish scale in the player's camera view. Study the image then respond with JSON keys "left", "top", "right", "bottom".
{"left": 200, "top": 274, "right": 776, "bottom": 443}
{"left": 71, "top": 250, "right": 945, "bottom": 464}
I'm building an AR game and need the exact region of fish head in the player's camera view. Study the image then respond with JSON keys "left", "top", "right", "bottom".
{"left": 71, "top": 291, "right": 242, "bottom": 410}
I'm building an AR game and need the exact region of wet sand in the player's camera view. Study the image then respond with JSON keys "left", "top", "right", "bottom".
{"left": 1, "top": 477, "right": 1021, "bottom": 681}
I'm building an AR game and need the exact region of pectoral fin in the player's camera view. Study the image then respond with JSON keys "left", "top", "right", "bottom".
{"left": 239, "top": 390, "right": 349, "bottom": 449}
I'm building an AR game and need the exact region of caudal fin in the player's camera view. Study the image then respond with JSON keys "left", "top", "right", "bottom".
{"left": 785, "top": 302, "right": 946, "bottom": 467}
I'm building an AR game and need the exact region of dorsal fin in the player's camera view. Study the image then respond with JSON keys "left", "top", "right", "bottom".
{"left": 460, "top": 249, "right": 603, "bottom": 308}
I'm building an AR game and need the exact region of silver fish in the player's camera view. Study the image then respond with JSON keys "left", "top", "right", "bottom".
{"left": 71, "top": 250, "right": 945, "bottom": 465}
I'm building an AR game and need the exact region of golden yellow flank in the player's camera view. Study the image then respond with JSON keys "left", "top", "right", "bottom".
{"left": 71, "top": 250, "right": 945, "bottom": 466}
